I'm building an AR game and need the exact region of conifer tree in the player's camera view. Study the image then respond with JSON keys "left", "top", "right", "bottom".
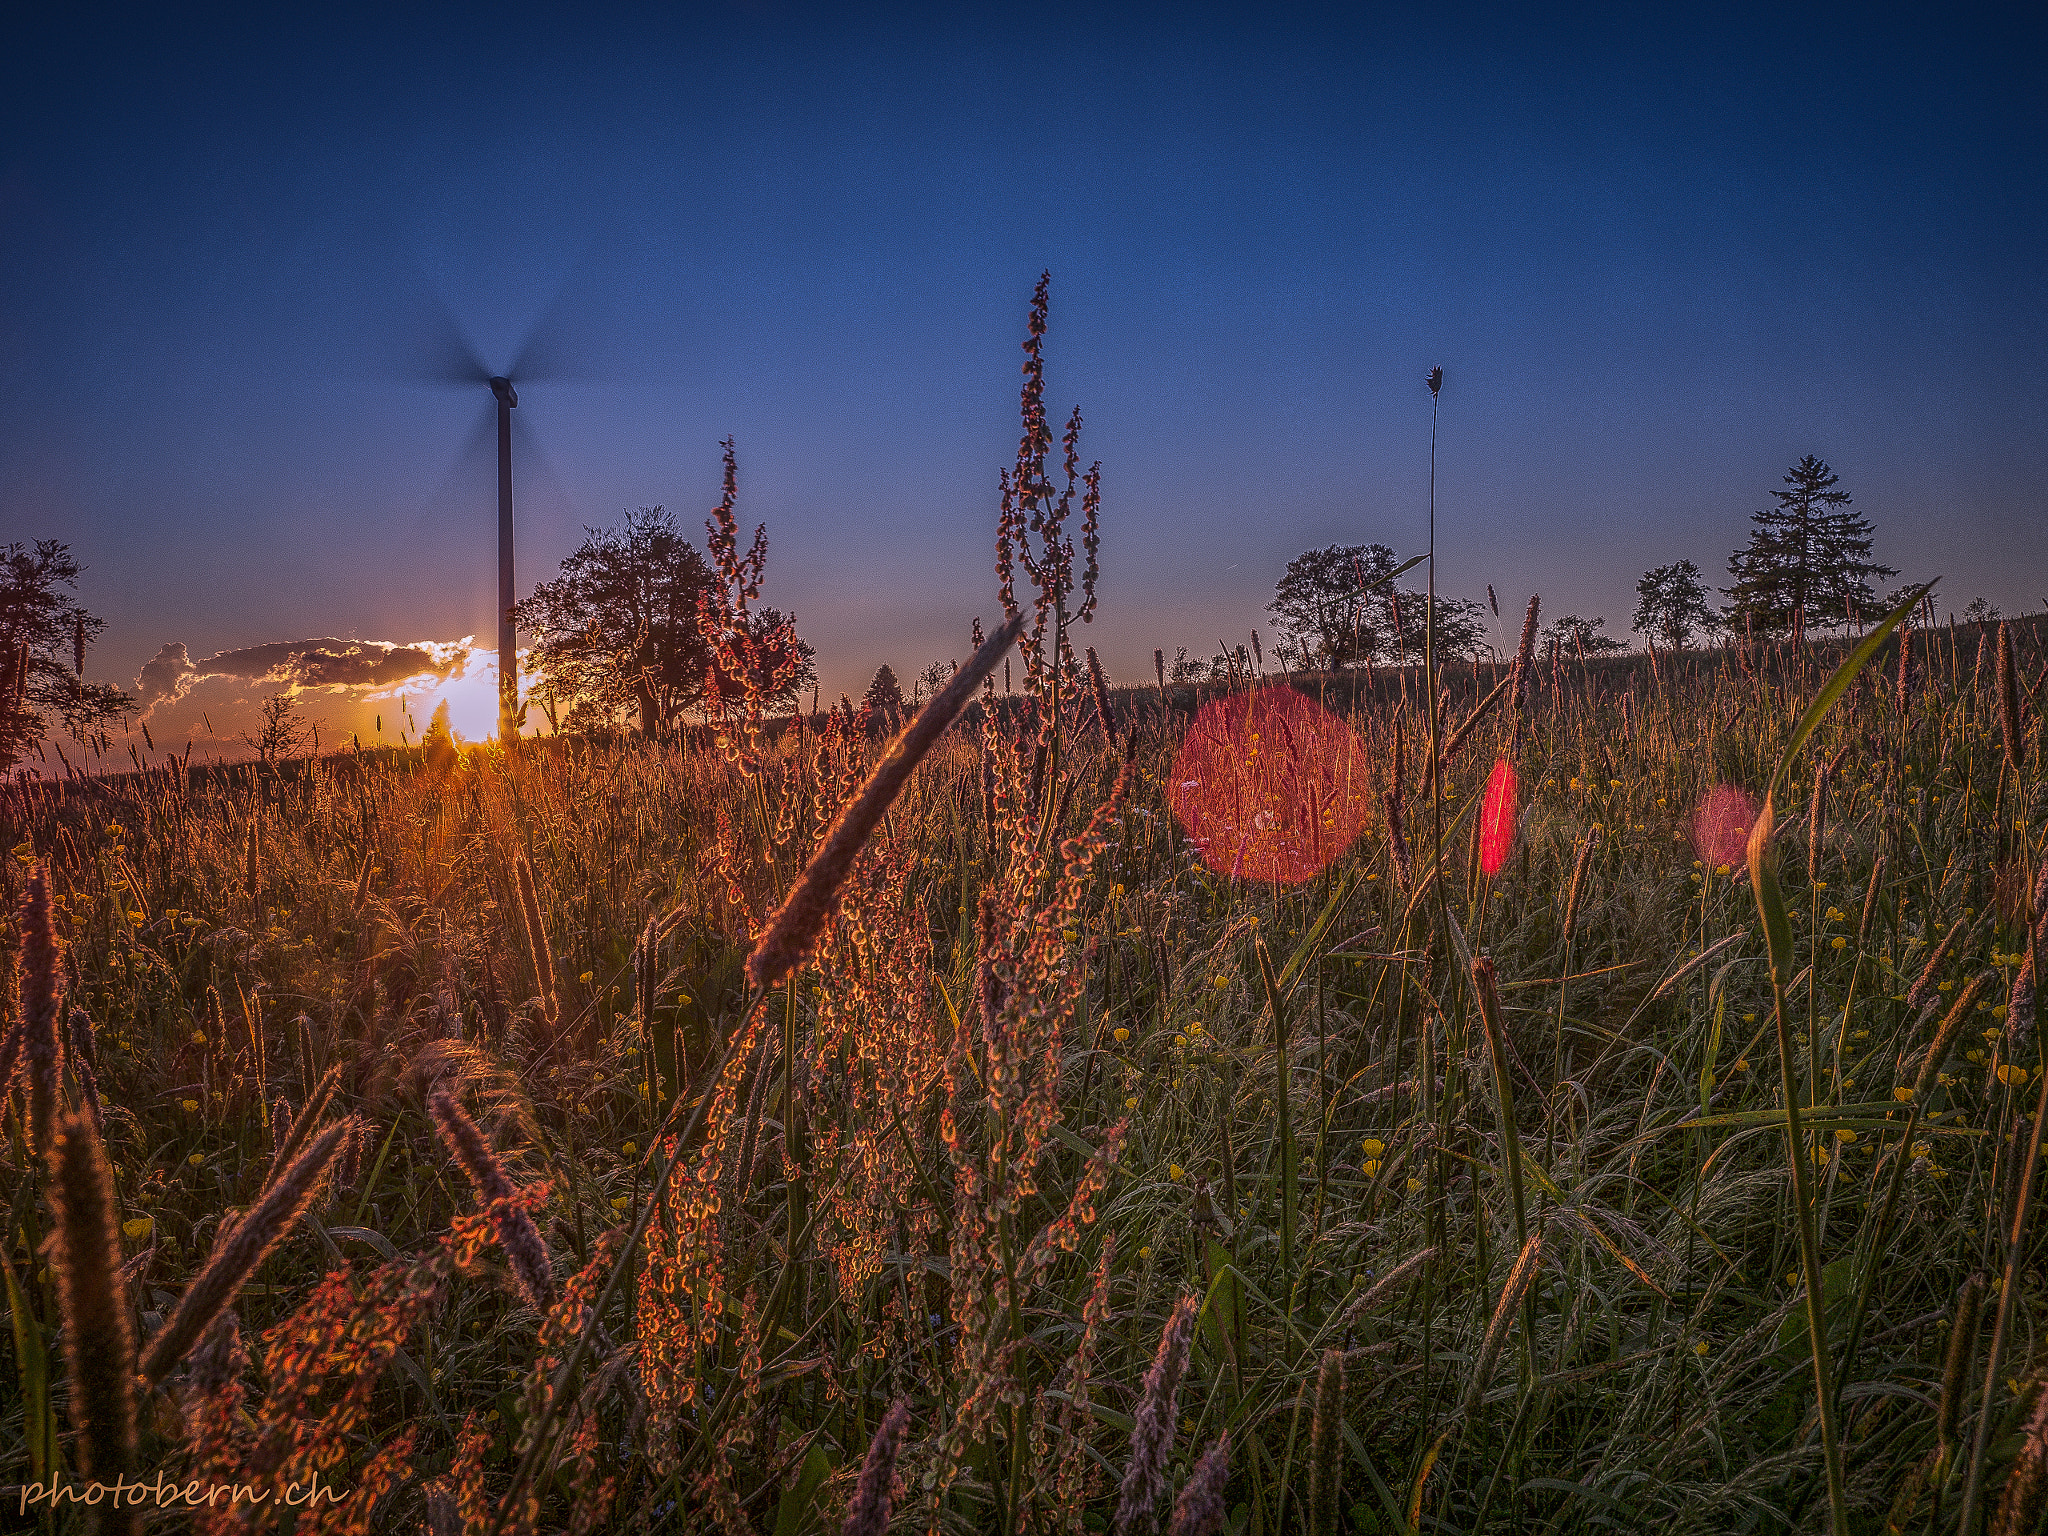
{"left": 1722, "top": 457, "right": 1896, "bottom": 641}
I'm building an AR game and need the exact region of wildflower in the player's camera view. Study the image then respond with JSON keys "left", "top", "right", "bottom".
{"left": 1361, "top": 1138, "right": 1386, "bottom": 1157}
{"left": 610, "top": 1196, "right": 630, "bottom": 1212}
{"left": 1361, "top": 1160, "right": 1382, "bottom": 1177}
{"left": 123, "top": 1216, "right": 153, "bottom": 1242}
{"left": 1406, "top": 1177, "right": 1423, "bottom": 1192}
{"left": 1168, "top": 1163, "right": 1184, "bottom": 1181}
{"left": 182, "top": 1098, "right": 199, "bottom": 1112}
{"left": 188, "top": 1152, "right": 204, "bottom": 1166}
{"left": 1999, "top": 1064, "right": 2029, "bottom": 1085}
{"left": 1694, "top": 1340, "right": 1710, "bottom": 1356}
{"left": 1832, "top": 936, "right": 1847, "bottom": 949}
{"left": 1895, "top": 1087, "right": 1915, "bottom": 1102}
{"left": 1126, "top": 1097, "right": 1139, "bottom": 1109}
{"left": 1835, "top": 1128, "right": 1857, "bottom": 1144}
{"left": 1114, "top": 1027, "right": 1130, "bottom": 1042}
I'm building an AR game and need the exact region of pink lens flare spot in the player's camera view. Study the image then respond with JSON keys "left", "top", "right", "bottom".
{"left": 1479, "top": 758, "right": 1518, "bottom": 877}
{"left": 1167, "top": 684, "right": 1373, "bottom": 886}
{"left": 1691, "top": 784, "right": 1759, "bottom": 868}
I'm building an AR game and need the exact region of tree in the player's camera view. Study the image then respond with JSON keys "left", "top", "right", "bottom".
{"left": 513, "top": 507, "right": 714, "bottom": 738}
{"left": 1268, "top": 544, "right": 1485, "bottom": 667}
{"left": 704, "top": 607, "right": 817, "bottom": 714}
{"left": 1964, "top": 597, "right": 2001, "bottom": 624}
{"left": 1633, "top": 560, "right": 1721, "bottom": 650}
{"left": 1387, "top": 592, "right": 1489, "bottom": 663}
{"left": 1269, "top": 544, "right": 1402, "bottom": 668}
{"left": 0, "top": 540, "right": 134, "bottom": 773}
{"left": 242, "top": 692, "right": 313, "bottom": 765}
{"left": 863, "top": 664, "right": 903, "bottom": 715}
{"left": 1723, "top": 457, "right": 1897, "bottom": 641}
{"left": 1544, "top": 614, "right": 1625, "bottom": 656}
{"left": 909, "top": 659, "right": 954, "bottom": 706}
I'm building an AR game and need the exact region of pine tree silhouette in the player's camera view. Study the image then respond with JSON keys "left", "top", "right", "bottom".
{"left": 1723, "top": 457, "right": 1897, "bottom": 642}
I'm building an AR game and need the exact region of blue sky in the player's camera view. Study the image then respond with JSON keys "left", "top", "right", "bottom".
{"left": 4, "top": 3, "right": 2044, "bottom": 749}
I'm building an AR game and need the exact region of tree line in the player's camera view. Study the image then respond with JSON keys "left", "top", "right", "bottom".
{"left": 1267, "top": 454, "right": 1904, "bottom": 667}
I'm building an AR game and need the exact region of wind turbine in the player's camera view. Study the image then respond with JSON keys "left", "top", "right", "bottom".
{"left": 488, "top": 373, "right": 518, "bottom": 745}
{"left": 397, "top": 286, "right": 579, "bottom": 747}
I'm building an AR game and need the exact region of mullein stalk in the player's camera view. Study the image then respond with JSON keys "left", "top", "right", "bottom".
{"left": 47, "top": 1108, "right": 140, "bottom": 1535}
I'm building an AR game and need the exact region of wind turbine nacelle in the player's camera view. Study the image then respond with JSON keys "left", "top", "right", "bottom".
{"left": 489, "top": 376, "right": 518, "bottom": 408}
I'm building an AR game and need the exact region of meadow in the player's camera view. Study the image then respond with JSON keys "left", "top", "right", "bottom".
{"left": 1, "top": 588, "right": 2043, "bottom": 1536}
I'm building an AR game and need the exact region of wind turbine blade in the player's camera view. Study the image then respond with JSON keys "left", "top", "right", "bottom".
{"left": 510, "top": 415, "right": 582, "bottom": 546}
{"left": 370, "top": 267, "right": 492, "bottom": 386}
{"left": 410, "top": 405, "right": 499, "bottom": 536}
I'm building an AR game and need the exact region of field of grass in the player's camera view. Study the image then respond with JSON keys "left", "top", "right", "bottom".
{"left": 1, "top": 595, "right": 2043, "bottom": 1535}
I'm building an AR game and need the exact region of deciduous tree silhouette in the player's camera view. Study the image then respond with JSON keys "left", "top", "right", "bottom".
{"left": 0, "top": 540, "right": 133, "bottom": 773}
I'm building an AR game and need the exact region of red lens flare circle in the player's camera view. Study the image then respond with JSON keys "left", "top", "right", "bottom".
{"left": 1479, "top": 757, "right": 1518, "bottom": 876}
{"left": 1167, "top": 684, "right": 1372, "bottom": 886}
{"left": 1691, "top": 784, "right": 1759, "bottom": 868}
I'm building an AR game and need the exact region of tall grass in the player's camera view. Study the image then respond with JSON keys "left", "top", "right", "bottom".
{"left": 2, "top": 298, "right": 2046, "bottom": 1531}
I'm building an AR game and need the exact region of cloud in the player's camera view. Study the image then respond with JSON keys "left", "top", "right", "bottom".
{"left": 137, "top": 637, "right": 473, "bottom": 712}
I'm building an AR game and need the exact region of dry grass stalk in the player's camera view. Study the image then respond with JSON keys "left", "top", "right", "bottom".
{"left": 1307, "top": 1347, "right": 1346, "bottom": 1536}
{"left": 1999, "top": 621, "right": 2027, "bottom": 770}
{"left": 1938, "top": 1272, "right": 1985, "bottom": 1468}
{"left": 515, "top": 850, "right": 560, "bottom": 1027}
{"left": 1165, "top": 1436, "right": 1230, "bottom": 1536}
{"left": 841, "top": 1397, "right": 911, "bottom": 1536}
{"left": 1115, "top": 1291, "right": 1200, "bottom": 1536}
{"left": 264, "top": 1059, "right": 343, "bottom": 1190}
{"left": 1992, "top": 1380, "right": 2048, "bottom": 1536}
{"left": 1087, "top": 645, "right": 1115, "bottom": 736}
{"left": 1464, "top": 1230, "right": 1544, "bottom": 1417}
{"left": 48, "top": 1107, "right": 140, "bottom": 1532}
{"left": 1340, "top": 1246, "right": 1436, "bottom": 1326}
{"left": 429, "top": 1086, "right": 557, "bottom": 1313}
{"left": 748, "top": 610, "right": 1024, "bottom": 991}
{"left": 141, "top": 1116, "right": 349, "bottom": 1383}
{"left": 20, "top": 863, "right": 65, "bottom": 1156}
{"left": 1907, "top": 916, "right": 1978, "bottom": 1015}
{"left": 1909, "top": 972, "right": 1998, "bottom": 1097}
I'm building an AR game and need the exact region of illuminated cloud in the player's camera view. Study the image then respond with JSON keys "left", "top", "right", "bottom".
{"left": 137, "top": 637, "right": 473, "bottom": 712}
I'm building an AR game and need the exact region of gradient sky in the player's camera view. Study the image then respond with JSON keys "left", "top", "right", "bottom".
{"left": 5, "top": 3, "right": 2045, "bottom": 751}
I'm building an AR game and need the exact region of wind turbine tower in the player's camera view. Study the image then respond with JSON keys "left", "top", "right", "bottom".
{"left": 490, "top": 374, "right": 518, "bottom": 745}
